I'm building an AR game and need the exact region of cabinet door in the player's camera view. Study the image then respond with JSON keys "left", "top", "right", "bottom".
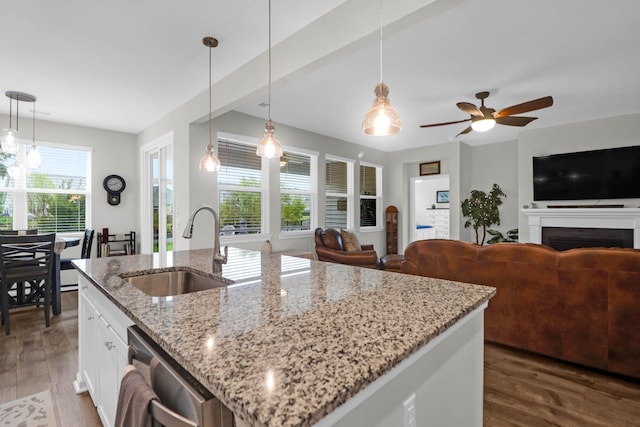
{"left": 97, "top": 317, "right": 128, "bottom": 427}
{"left": 79, "top": 293, "right": 99, "bottom": 401}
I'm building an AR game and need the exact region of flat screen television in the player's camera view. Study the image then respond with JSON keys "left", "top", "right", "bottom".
{"left": 533, "top": 145, "right": 640, "bottom": 201}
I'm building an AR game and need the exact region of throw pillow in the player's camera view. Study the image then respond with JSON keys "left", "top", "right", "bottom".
{"left": 340, "top": 229, "right": 362, "bottom": 252}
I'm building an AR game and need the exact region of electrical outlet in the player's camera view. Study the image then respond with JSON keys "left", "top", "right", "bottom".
{"left": 403, "top": 393, "right": 416, "bottom": 427}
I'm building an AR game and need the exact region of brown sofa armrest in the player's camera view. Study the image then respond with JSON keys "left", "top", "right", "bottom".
{"left": 315, "top": 246, "right": 379, "bottom": 269}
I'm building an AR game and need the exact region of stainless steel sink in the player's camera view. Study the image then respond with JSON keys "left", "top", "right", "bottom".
{"left": 122, "top": 269, "right": 233, "bottom": 297}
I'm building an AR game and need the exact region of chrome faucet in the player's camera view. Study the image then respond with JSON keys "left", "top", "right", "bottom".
{"left": 183, "top": 204, "right": 228, "bottom": 273}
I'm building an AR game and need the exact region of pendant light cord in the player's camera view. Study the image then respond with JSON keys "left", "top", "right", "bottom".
{"left": 32, "top": 101, "right": 36, "bottom": 144}
{"left": 208, "top": 43, "right": 213, "bottom": 148}
{"left": 8, "top": 96, "right": 13, "bottom": 129}
{"left": 16, "top": 97, "right": 20, "bottom": 132}
{"left": 268, "top": 0, "right": 272, "bottom": 121}
{"left": 379, "top": 0, "right": 383, "bottom": 83}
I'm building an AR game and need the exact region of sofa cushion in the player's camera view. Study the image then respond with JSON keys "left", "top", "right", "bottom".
{"left": 479, "top": 243, "right": 561, "bottom": 358}
{"left": 559, "top": 248, "right": 640, "bottom": 377}
{"left": 320, "top": 228, "right": 342, "bottom": 250}
{"left": 340, "top": 229, "right": 362, "bottom": 252}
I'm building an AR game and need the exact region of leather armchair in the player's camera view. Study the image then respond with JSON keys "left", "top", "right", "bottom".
{"left": 314, "top": 228, "right": 379, "bottom": 269}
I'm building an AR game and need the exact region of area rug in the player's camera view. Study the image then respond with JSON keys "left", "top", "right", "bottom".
{"left": 0, "top": 390, "right": 58, "bottom": 427}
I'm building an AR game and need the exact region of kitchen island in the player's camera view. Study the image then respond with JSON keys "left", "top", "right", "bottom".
{"left": 73, "top": 247, "right": 495, "bottom": 427}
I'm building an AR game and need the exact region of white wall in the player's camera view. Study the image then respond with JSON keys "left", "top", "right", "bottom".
{"left": 518, "top": 113, "right": 640, "bottom": 242}
{"left": 460, "top": 140, "right": 519, "bottom": 243}
{"left": 414, "top": 176, "right": 449, "bottom": 225}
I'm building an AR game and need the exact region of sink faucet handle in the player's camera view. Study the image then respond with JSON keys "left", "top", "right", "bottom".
{"left": 214, "top": 245, "right": 228, "bottom": 265}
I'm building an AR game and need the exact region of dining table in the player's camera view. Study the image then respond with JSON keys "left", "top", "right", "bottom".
{"left": 53, "top": 236, "right": 81, "bottom": 315}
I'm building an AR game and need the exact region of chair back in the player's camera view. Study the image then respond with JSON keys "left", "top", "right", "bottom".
{"left": 0, "top": 229, "right": 39, "bottom": 236}
{"left": 0, "top": 233, "right": 56, "bottom": 282}
{"left": 81, "top": 229, "right": 95, "bottom": 259}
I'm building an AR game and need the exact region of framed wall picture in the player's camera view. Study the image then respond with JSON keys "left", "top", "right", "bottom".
{"left": 419, "top": 161, "right": 440, "bottom": 176}
{"left": 437, "top": 190, "right": 450, "bottom": 203}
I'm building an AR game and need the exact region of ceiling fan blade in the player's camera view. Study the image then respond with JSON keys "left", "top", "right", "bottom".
{"left": 494, "top": 96, "right": 553, "bottom": 118}
{"left": 495, "top": 116, "right": 538, "bottom": 127}
{"left": 457, "top": 102, "right": 483, "bottom": 117}
{"left": 456, "top": 126, "right": 473, "bottom": 137}
{"left": 420, "top": 118, "right": 471, "bottom": 128}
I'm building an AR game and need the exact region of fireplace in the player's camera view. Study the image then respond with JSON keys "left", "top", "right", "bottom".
{"left": 542, "top": 227, "right": 634, "bottom": 250}
{"left": 522, "top": 208, "right": 640, "bottom": 249}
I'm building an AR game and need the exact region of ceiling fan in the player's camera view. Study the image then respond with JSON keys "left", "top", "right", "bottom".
{"left": 420, "top": 91, "right": 553, "bottom": 137}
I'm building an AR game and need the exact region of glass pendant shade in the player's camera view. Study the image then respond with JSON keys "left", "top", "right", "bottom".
{"left": 199, "top": 143, "right": 221, "bottom": 172}
{"left": 256, "top": 120, "right": 283, "bottom": 158}
{"left": 27, "top": 144, "right": 42, "bottom": 168}
{"left": 1, "top": 129, "right": 18, "bottom": 154}
{"left": 362, "top": 83, "right": 401, "bottom": 136}
{"left": 471, "top": 117, "right": 496, "bottom": 132}
{"left": 7, "top": 162, "right": 24, "bottom": 178}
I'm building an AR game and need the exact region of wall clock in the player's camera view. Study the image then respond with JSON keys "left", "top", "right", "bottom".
{"left": 103, "top": 174, "right": 126, "bottom": 206}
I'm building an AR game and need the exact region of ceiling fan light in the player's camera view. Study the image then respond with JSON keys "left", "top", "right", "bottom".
{"left": 199, "top": 144, "right": 221, "bottom": 172}
{"left": 471, "top": 118, "right": 496, "bottom": 132}
{"left": 256, "top": 119, "right": 283, "bottom": 159}
{"left": 362, "top": 83, "right": 401, "bottom": 136}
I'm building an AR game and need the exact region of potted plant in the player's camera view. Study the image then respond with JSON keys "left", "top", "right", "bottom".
{"left": 461, "top": 183, "right": 506, "bottom": 245}
{"left": 487, "top": 228, "right": 518, "bottom": 244}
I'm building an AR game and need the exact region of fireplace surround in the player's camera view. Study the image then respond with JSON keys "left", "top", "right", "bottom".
{"left": 523, "top": 208, "right": 640, "bottom": 249}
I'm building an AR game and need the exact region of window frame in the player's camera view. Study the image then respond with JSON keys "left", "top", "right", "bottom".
{"left": 0, "top": 139, "right": 92, "bottom": 234}
{"left": 359, "top": 161, "right": 383, "bottom": 231}
{"left": 324, "top": 155, "right": 354, "bottom": 230}
{"left": 217, "top": 136, "right": 270, "bottom": 244}
{"left": 279, "top": 147, "right": 317, "bottom": 237}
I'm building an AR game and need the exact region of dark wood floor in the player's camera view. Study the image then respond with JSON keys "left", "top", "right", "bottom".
{"left": 484, "top": 343, "right": 640, "bottom": 426}
{"left": 1, "top": 292, "right": 639, "bottom": 426}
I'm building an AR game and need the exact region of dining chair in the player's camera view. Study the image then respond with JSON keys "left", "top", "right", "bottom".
{"left": 0, "top": 233, "right": 56, "bottom": 335}
{"left": 0, "top": 229, "right": 39, "bottom": 235}
{"left": 59, "top": 229, "right": 94, "bottom": 291}
{"left": 60, "top": 229, "right": 94, "bottom": 270}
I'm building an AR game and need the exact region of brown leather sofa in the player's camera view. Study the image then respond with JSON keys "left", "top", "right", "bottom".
{"left": 314, "top": 228, "right": 379, "bottom": 269}
{"left": 401, "top": 239, "right": 640, "bottom": 379}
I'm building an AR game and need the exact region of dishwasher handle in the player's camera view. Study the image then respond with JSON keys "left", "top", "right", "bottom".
{"left": 150, "top": 399, "right": 199, "bottom": 427}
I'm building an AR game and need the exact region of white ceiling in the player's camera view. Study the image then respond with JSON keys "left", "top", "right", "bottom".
{"left": 3, "top": 0, "right": 640, "bottom": 153}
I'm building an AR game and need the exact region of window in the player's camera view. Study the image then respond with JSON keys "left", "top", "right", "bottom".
{"left": 359, "top": 163, "right": 382, "bottom": 228}
{"left": 280, "top": 150, "right": 316, "bottom": 233}
{"left": 0, "top": 142, "right": 90, "bottom": 233}
{"left": 218, "top": 139, "right": 266, "bottom": 237}
{"left": 325, "top": 157, "right": 354, "bottom": 229}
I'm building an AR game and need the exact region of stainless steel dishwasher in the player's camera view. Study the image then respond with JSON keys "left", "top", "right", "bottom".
{"left": 127, "top": 325, "right": 235, "bottom": 427}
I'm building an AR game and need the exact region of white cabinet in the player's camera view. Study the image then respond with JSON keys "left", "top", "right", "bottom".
{"left": 74, "top": 275, "right": 133, "bottom": 427}
{"left": 415, "top": 209, "right": 449, "bottom": 241}
{"left": 78, "top": 294, "right": 99, "bottom": 401}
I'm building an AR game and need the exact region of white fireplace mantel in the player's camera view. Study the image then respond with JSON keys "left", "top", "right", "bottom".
{"left": 522, "top": 208, "right": 640, "bottom": 249}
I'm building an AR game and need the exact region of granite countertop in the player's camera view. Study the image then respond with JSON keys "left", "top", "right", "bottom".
{"left": 74, "top": 247, "right": 495, "bottom": 427}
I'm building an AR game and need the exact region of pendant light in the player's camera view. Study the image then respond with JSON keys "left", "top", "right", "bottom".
{"left": 256, "top": 0, "right": 283, "bottom": 159}
{"left": 27, "top": 98, "right": 42, "bottom": 168}
{"left": 199, "top": 36, "right": 222, "bottom": 172}
{"left": 362, "top": 0, "right": 401, "bottom": 136}
{"left": 1, "top": 91, "right": 35, "bottom": 154}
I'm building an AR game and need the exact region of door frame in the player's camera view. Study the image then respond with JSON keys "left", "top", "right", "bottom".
{"left": 139, "top": 132, "right": 174, "bottom": 255}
